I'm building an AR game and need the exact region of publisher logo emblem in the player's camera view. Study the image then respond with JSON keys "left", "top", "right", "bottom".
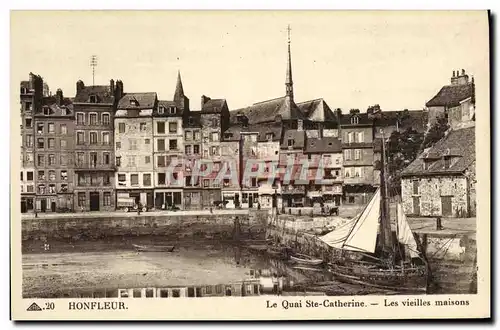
{"left": 26, "top": 302, "right": 42, "bottom": 311}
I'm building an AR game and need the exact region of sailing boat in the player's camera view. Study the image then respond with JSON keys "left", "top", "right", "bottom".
{"left": 318, "top": 134, "right": 429, "bottom": 293}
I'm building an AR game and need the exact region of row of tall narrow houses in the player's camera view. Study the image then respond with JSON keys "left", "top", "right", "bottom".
{"left": 21, "top": 34, "right": 474, "bottom": 215}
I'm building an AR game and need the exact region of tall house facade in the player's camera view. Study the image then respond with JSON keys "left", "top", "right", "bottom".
{"left": 240, "top": 131, "right": 260, "bottom": 208}
{"left": 153, "top": 72, "right": 189, "bottom": 209}
{"left": 115, "top": 92, "right": 156, "bottom": 209}
{"left": 73, "top": 79, "right": 118, "bottom": 212}
{"left": 220, "top": 123, "right": 242, "bottom": 208}
{"left": 183, "top": 113, "right": 203, "bottom": 209}
{"left": 20, "top": 73, "right": 43, "bottom": 213}
{"left": 256, "top": 124, "right": 281, "bottom": 210}
{"left": 33, "top": 89, "right": 75, "bottom": 213}
{"left": 200, "top": 96, "right": 229, "bottom": 208}
{"left": 340, "top": 110, "right": 376, "bottom": 205}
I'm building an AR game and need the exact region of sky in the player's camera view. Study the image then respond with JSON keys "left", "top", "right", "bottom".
{"left": 11, "top": 10, "right": 489, "bottom": 112}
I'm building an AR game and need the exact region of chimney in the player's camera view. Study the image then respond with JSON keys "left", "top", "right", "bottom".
{"left": 55, "top": 89, "right": 63, "bottom": 106}
{"left": 76, "top": 80, "right": 85, "bottom": 94}
{"left": 451, "top": 69, "right": 470, "bottom": 85}
{"left": 110, "top": 79, "right": 115, "bottom": 94}
{"left": 201, "top": 95, "right": 211, "bottom": 110}
{"left": 115, "top": 80, "right": 124, "bottom": 100}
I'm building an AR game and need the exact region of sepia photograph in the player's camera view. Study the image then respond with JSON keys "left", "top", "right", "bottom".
{"left": 10, "top": 10, "right": 490, "bottom": 320}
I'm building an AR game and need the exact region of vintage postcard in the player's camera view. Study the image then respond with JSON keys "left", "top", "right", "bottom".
{"left": 10, "top": 10, "right": 490, "bottom": 320}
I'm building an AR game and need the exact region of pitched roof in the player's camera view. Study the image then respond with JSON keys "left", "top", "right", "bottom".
{"left": 74, "top": 85, "right": 115, "bottom": 104}
{"left": 37, "top": 96, "right": 74, "bottom": 116}
{"left": 281, "top": 129, "right": 306, "bottom": 149}
{"left": 117, "top": 92, "right": 157, "bottom": 110}
{"left": 305, "top": 137, "right": 342, "bottom": 153}
{"left": 340, "top": 112, "right": 372, "bottom": 126}
{"left": 231, "top": 96, "right": 305, "bottom": 125}
{"left": 374, "top": 110, "right": 429, "bottom": 133}
{"left": 426, "top": 83, "right": 474, "bottom": 107}
{"left": 201, "top": 99, "right": 227, "bottom": 113}
{"left": 223, "top": 122, "right": 282, "bottom": 142}
{"left": 401, "top": 126, "right": 475, "bottom": 176}
{"left": 297, "top": 98, "right": 337, "bottom": 122}
{"left": 183, "top": 112, "right": 202, "bottom": 128}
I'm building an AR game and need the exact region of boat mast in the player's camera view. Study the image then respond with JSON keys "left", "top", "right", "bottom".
{"left": 379, "top": 130, "right": 393, "bottom": 261}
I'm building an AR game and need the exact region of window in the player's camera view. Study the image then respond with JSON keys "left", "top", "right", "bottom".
{"left": 77, "top": 113, "right": 85, "bottom": 125}
{"left": 347, "top": 132, "right": 354, "bottom": 143}
{"left": 20, "top": 171, "right": 24, "bottom": 181}
{"left": 116, "top": 156, "right": 121, "bottom": 167}
{"left": 211, "top": 132, "right": 219, "bottom": 142}
{"left": 60, "top": 170, "right": 67, "bottom": 181}
{"left": 27, "top": 171, "right": 33, "bottom": 181}
{"left": 211, "top": 146, "right": 219, "bottom": 156}
{"left": 60, "top": 184, "right": 68, "bottom": 192}
{"left": 46, "top": 123, "right": 54, "bottom": 134}
{"left": 412, "top": 180, "right": 419, "bottom": 195}
{"left": 130, "top": 174, "right": 139, "bottom": 186}
{"left": 103, "top": 152, "right": 110, "bottom": 165}
{"left": 145, "top": 138, "right": 150, "bottom": 145}
{"left": 129, "top": 139, "right": 137, "bottom": 150}
{"left": 38, "top": 170, "right": 45, "bottom": 181}
{"left": 49, "top": 184, "right": 56, "bottom": 194}
{"left": 266, "top": 133, "right": 274, "bottom": 140}
{"left": 118, "top": 174, "right": 126, "bottom": 185}
{"left": 78, "top": 192, "right": 86, "bottom": 207}
{"left": 37, "top": 155, "right": 44, "bottom": 166}
{"left": 143, "top": 174, "right": 151, "bottom": 186}
{"left": 158, "top": 106, "right": 165, "bottom": 114}
{"left": 185, "top": 176, "right": 192, "bottom": 186}
{"left": 48, "top": 138, "right": 55, "bottom": 149}
{"left": 140, "top": 122, "right": 147, "bottom": 131}
{"left": 185, "top": 131, "right": 191, "bottom": 141}
{"left": 37, "top": 138, "right": 44, "bottom": 148}
{"left": 287, "top": 139, "right": 294, "bottom": 147}
{"left": 25, "top": 118, "right": 32, "bottom": 128}
{"left": 90, "top": 152, "right": 97, "bottom": 167}
{"left": 169, "top": 106, "right": 176, "bottom": 114}
{"left": 49, "top": 170, "right": 56, "bottom": 181}
{"left": 351, "top": 116, "right": 359, "bottom": 124}
{"left": 354, "top": 149, "right": 362, "bottom": 160}
{"left": 157, "top": 122, "right": 165, "bottom": 134}
{"left": 157, "top": 139, "right": 165, "bottom": 151}
{"left": 88, "top": 113, "right": 97, "bottom": 125}
{"left": 127, "top": 156, "right": 136, "bottom": 167}
{"left": 194, "top": 131, "right": 201, "bottom": 141}
{"left": 169, "top": 139, "right": 178, "bottom": 150}
{"left": 444, "top": 157, "right": 451, "bottom": 169}
{"left": 103, "top": 174, "right": 111, "bottom": 185}
{"left": 169, "top": 122, "right": 177, "bottom": 134}
{"left": 102, "top": 132, "right": 110, "bottom": 145}
{"left": 77, "top": 153, "right": 85, "bottom": 166}
{"left": 77, "top": 173, "right": 85, "bottom": 186}
{"left": 89, "top": 95, "right": 98, "bottom": 103}
{"left": 60, "top": 155, "right": 67, "bottom": 166}
{"left": 118, "top": 122, "right": 126, "bottom": 133}
{"left": 203, "top": 179, "right": 210, "bottom": 187}
{"left": 103, "top": 192, "right": 111, "bottom": 206}
{"left": 185, "top": 145, "right": 192, "bottom": 155}
{"left": 102, "top": 113, "right": 110, "bottom": 125}
{"left": 212, "top": 118, "right": 218, "bottom": 127}
{"left": 193, "top": 145, "right": 200, "bottom": 154}
{"left": 26, "top": 135, "right": 33, "bottom": 148}
{"left": 355, "top": 167, "right": 363, "bottom": 177}
{"left": 143, "top": 156, "right": 150, "bottom": 164}
{"left": 344, "top": 167, "right": 352, "bottom": 178}
{"left": 116, "top": 141, "right": 121, "bottom": 149}
{"left": 90, "top": 132, "right": 98, "bottom": 145}
{"left": 77, "top": 132, "right": 85, "bottom": 145}
{"left": 158, "top": 173, "right": 166, "bottom": 185}
{"left": 357, "top": 132, "right": 364, "bottom": 143}
{"left": 157, "top": 156, "right": 165, "bottom": 167}
{"left": 344, "top": 149, "right": 352, "bottom": 160}
{"left": 26, "top": 185, "right": 34, "bottom": 193}
{"left": 60, "top": 139, "right": 67, "bottom": 148}
{"left": 251, "top": 178, "right": 257, "bottom": 187}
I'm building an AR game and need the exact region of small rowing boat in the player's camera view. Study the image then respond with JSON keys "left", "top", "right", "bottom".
{"left": 290, "top": 253, "right": 324, "bottom": 266}
{"left": 132, "top": 244, "right": 175, "bottom": 252}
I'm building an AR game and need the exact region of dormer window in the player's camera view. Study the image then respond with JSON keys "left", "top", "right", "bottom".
{"left": 224, "top": 133, "right": 233, "bottom": 139}
{"left": 43, "top": 106, "right": 50, "bottom": 116}
{"left": 89, "top": 95, "right": 98, "bottom": 103}
{"left": 351, "top": 116, "right": 359, "bottom": 124}
{"left": 287, "top": 139, "right": 295, "bottom": 147}
{"left": 169, "top": 106, "right": 176, "bottom": 114}
{"left": 61, "top": 107, "right": 68, "bottom": 116}
{"left": 444, "top": 157, "right": 451, "bottom": 169}
{"left": 188, "top": 117, "right": 194, "bottom": 125}
{"left": 20, "top": 87, "right": 27, "bottom": 94}
{"left": 159, "top": 106, "right": 165, "bottom": 114}
{"left": 266, "top": 133, "right": 274, "bottom": 141}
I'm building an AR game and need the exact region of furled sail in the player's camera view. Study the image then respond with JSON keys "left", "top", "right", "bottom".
{"left": 318, "top": 188, "right": 381, "bottom": 253}
{"left": 396, "top": 203, "right": 420, "bottom": 258}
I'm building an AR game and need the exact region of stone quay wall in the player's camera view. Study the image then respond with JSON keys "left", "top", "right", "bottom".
{"left": 21, "top": 210, "right": 269, "bottom": 242}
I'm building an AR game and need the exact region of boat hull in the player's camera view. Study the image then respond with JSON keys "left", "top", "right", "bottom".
{"left": 133, "top": 244, "right": 175, "bottom": 252}
{"left": 290, "top": 256, "right": 324, "bottom": 266}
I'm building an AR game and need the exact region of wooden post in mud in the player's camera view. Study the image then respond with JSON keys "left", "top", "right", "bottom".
{"left": 233, "top": 216, "right": 241, "bottom": 242}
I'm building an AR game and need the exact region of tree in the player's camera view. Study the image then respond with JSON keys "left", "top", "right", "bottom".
{"left": 420, "top": 115, "right": 450, "bottom": 152}
{"left": 385, "top": 128, "right": 424, "bottom": 196}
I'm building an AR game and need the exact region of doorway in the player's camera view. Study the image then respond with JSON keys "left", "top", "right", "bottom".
{"left": 51, "top": 201, "right": 56, "bottom": 212}
{"left": 89, "top": 192, "right": 100, "bottom": 211}
{"left": 441, "top": 196, "right": 452, "bottom": 217}
{"left": 41, "top": 198, "right": 47, "bottom": 212}
{"left": 249, "top": 194, "right": 253, "bottom": 208}
{"left": 21, "top": 200, "right": 27, "bottom": 213}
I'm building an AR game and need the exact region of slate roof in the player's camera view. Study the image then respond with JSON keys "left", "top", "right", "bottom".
{"left": 20, "top": 81, "right": 30, "bottom": 89}
{"left": 297, "top": 98, "right": 337, "bottom": 122}
{"left": 74, "top": 85, "right": 115, "bottom": 104}
{"left": 304, "top": 137, "right": 342, "bottom": 153}
{"left": 183, "top": 112, "right": 202, "bottom": 128}
{"left": 401, "top": 126, "right": 475, "bottom": 176}
{"left": 36, "top": 96, "right": 74, "bottom": 116}
{"left": 374, "top": 110, "right": 429, "bottom": 133}
{"left": 201, "top": 99, "right": 227, "bottom": 114}
{"left": 426, "top": 83, "right": 474, "bottom": 108}
{"left": 117, "top": 92, "right": 157, "bottom": 110}
{"left": 340, "top": 112, "right": 372, "bottom": 126}
{"left": 231, "top": 96, "right": 305, "bottom": 125}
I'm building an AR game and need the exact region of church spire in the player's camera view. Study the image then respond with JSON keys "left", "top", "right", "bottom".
{"left": 285, "top": 24, "right": 294, "bottom": 101}
{"left": 174, "top": 70, "right": 184, "bottom": 103}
